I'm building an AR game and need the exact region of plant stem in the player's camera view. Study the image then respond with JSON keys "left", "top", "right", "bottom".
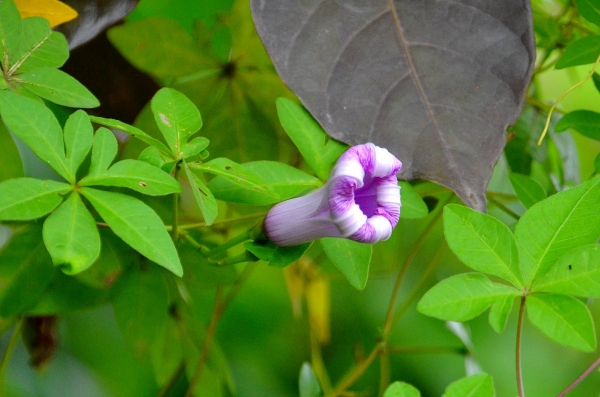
{"left": 185, "top": 287, "right": 224, "bottom": 397}
{"left": 176, "top": 213, "right": 266, "bottom": 231}
{"left": 156, "top": 361, "right": 185, "bottom": 397}
{"left": 487, "top": 195, "right": 521, "bottom": 220}
{"left": 184, "top": 262, "right": 257, "bottom": 397}
{"left": 388, "top": 345, "right": 467, "bottom": 355}
{"left": 516, "top": 295, "right": 527, "bottom": 397}
{"left": 324, "top": 343, "right": 383, "bottom": 397}
{"left": 0, "top": 318, "right": 23, "bottom": 396}
{"left": 172, "top": 165, "right": 182, "bottom": 240}
{"left": 204, "top": 229, "right": 253, "bottom": 259}
{"left": 310, "top": 329, "right": 333, "bottom": 393}
{"left": 556, "top": 356, "right": 600, "bottom": 397}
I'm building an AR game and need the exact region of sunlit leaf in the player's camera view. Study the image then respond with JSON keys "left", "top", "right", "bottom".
{"left": 527, "top": 293, "right": 596, "bottom": 352}
{"left": 81, "top": 187, "right": 182, "bottom": 277}
{"left": 63, "top": 109, "right": 93, "bottom": 176}
{"left": 556, "top": 35, "right": 600, "bottom": 69}
{"left": 515, "top": 177, "right": 600, "bottom": 286}
{"left": 0, "top": 90, "right": 71, "bottom": 180}
{"left": 321, "top": 238, "right": 371, "bottom": 290}
{"left": 0, "top": 0, "right": 22, "bottom": 70}
{"left": 443, "top": 204, "right": 522, "bottom": 287}
{"left": 0, "top": 178, "right": 70, "bottom": 220}
{"left": 88, "top": 127, "right": 118, "bottom": 176}
{"left": 252, "top": 0, "right": 535, "bottom": 211}
{"left": 10, "top": 16, "right": 68, "bottom": 73}
{"left": 488, "top": 295, "right": 515, "bottom": 334}
{"left": 42, "top": 192, "right": 100, "bottom": 274}
{"left": 15, "top": 67, "right": 99, "bottom": 108}
{"left": 418, "top": 273, "right": 519, "bottom": 321}
{"left": 90, "top": 115, "right": 171, "bottom": 155}
{"left": 80, "top": 159, "right": 181, "bottom": 196}
{"left": 384, "top": 382, "right": 421, "bottom": 397}
{"left": 14, "top": 0, "right": 77, "bottom": 28}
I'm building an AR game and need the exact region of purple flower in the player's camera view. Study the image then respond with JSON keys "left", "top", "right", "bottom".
{"left": 265, "top": 143, "right": 402, "bottom": 246}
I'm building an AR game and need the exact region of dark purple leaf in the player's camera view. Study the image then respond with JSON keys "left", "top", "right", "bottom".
{"left": 251, "top": 0, "right": 535, "bottom": 211}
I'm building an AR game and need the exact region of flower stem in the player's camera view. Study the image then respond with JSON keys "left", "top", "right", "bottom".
{"left": 0, "top": 318, "right": 23, "bottom": 395}
{"left": 172, "top": 164, "right": 182, "bottom": 240}
{"left": 556, "top": 356, "right": 600, "bottom": 397}
{"left": 324, "top": 343, "right": 383, "bottom": 397}
{"left": 516, "top": 295, "right": 527, "bottom": 397}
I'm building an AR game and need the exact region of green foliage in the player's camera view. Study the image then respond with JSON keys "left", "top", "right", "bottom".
{"left": 555, "top": 110, "right": 600, "bottom": 141}
{"left": 384, "top": 382, "right": 421, "bottom": 397}
{"left": 321, "top": 238, "right": 372, "bottom": 290}
{"left": 509, "top": 173, "right": 547, "bottom": 209}
{"left": 442, "top": 374, "right": 495, "bottom": 397}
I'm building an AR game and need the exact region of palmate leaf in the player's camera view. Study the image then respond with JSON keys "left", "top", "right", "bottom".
{"left": 527, "top": 293, "right": 596, "bottom": 352}
{"left": 183, "top": 161, "right": 218, "bottom": 226}
{"left": 0, "top": 178, "right": 71, "bottom": 220}
{"left": 0, "top": 0, "right": 22, "bottom": 70}
{"left": 64, "top": 110, "right": 93, "bottom": 176}
{"left": 417, "top": 273, "right": 519, "bottom": 321}
{"left": 252, "top": 0, "right": 535, "bottom": 211}
{"left": 0, "top": 90, "right": 72, "bottom": 181}
{"left": 488, "top": 294, "right": 515, "bottom": 334}
{"left": 443, "top": 204, "right": 522, "bottom": 288}
{"left": 90, "top": 115, "right": 172, "bottom": 155}
{"left": 14, "top": 67, "right": 99, "bottom": 108}
{"left": 533, "top": 245, "right": 600, "bottom": 297}
{"left": 42, "top": 192, "right": 100, "bottom": 274}
{"left": 515, "top": 177, "right": 600, "bottom": 286}
{"left": 80, "top": 159, "right": 181, "bottom": 196}
{"left": 150, "top": 87, "right": 202, "bottom": 155}
{"left": 321, "top": 238, "right": 371, "bottom": 290}
{"left": 81, "top": 187, "right": 182, "bottom": 277}
{"left": 88, "top": 127, "right": 118, "bottom": 176}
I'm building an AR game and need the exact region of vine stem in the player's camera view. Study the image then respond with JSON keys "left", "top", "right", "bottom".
{"left": 537, "top": 53, "right": 600, "bottom": 146}
{"left": 0, "top": 318, "right": 24, "bottom": 396}
{"left": 172, "top": 165, "right": 182, "bottom": 240}
{"left": 556, "top": 356, "right": 600, "bottom": 397}
{"left": 184, "top": 262, "right": 257, "bottom": 397}
{"left": 324, "top": 343, "right": 383, "bottom": 397}
{"left": 516, "top": 295, "right": 527, "bottom": 397}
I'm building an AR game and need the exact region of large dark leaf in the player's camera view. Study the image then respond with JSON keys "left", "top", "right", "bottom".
{"left": 251, "top": 1, "right": 535, "bottom": 210}
{"left": 55, "top": 0, "right": 139, "bottom": 49}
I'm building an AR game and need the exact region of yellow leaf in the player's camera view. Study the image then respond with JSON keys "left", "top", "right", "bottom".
{"left": 14, "top": 0, "right": 78, "bottom": 28}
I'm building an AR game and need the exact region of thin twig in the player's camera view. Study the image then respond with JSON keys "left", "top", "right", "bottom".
{"left": 537, "top": 54, "right": 600, "bottom": 146}
{"left": 324, "top": 343, "right": 383, "bottom": 397}
{"left": 156, "top": 361, "right": 185, "bottom": 397}
{"left": 516, "top": 296, "right": 527, "bottom": 397}
{"left": 556, "top": 356, "right": 600, "bottom": 397}
{"left": 0, "top": 318, "right": 24, "bottom": 396}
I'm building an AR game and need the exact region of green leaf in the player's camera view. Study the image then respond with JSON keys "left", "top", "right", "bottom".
{"left": 64, "top": 110, "right": 93, "bottom": 176}
{"left": 533, "top": 245, "right": 600, "bottom": 297}
{"left": 208, "top": 161, "right": 320, "bottom": 205}
{"left": 299, "top": 363, "right": 321, "bottom": 397}
{"left": 192, "top": 158, "right": 277, "bottom": 200}
{"left": 321, "top": 238, "right": 371, "bottom": 290}
{"left": 151, "top": 87, "right": 202, "bottom": 154}
{"left": 81, "top": 187, "right": 182, "bottom": 277}
{"left": 80, "top": 159, "right": 182, "bottom": 196}
{"left": 555, "top": 110, "right": 600, "bottom": 141}
{"left": 107, "top": 17, "right": 216, "bottom": 78}
{"left": 443, "top": 204, "right": 522, "bottom": 287}
{"left": 89, "top": 115, "right": 172, "bottom": 155}
{"left": 515, "top": 177, "right": 600, "bottom": 286}
{"left": 183, "top": 161, "right": 218, "bottom": 226}
{"left": 180, "top": 242, "right": 236, "bottom": 289}
{"left": 576, "top": 0, "right": 600, "bottom": 27}
{"left": 0, "top": 0, "right": 22, "bottom": 70}
{"left": 0, "top": 120, "right": 23, "bottom": 181}
{"left": 442, "top": 374, "right": 494, "bottom": 397}
{"left": 88, "top": 127, "right": 118, "bottom": 176}
{"left": 594, "top": 152, "right": 600, "bottom": 176}
{"left": 276, "top": 98, "right": 347, "bottom": 180}
{"left": 417, "top": 273, "right": 519, "bottom": 321}
{"left": 42, "top": 192, "right": 101, "bottom": 274}
{"left": 244, "top": 240, "right": 311, "bottom": 268}
{"left": 181, "top": 136, "right": 209, "bottom": 161}
{"left": 488, "top": 294, "right": 515, "bottom": 334}
{"left": 0, "top": 227, "right": 55, "bottom": 317}
{"left": 0, "top": 178, "right": 70, "bottom": 220}
{"left": 398, "top": 181, "right": 428, "bottom": 219}
{"left": 0, "top": 90, "right": 71, "bottom": 180}
{"left": 509, "top": 173, "right": 547, "bottom": 209}
{"left": 384, "top": 382, "right": 421, "bottom": 397}
{"left": 555, "top": 35, "right": 600, "bottom": 69}
{"left": 15, "top": 68, "right": 100, "bottom": 108}
{"left": 593, "top": 72, "right": 600, "bottom": 93}
{"left": 9, "top": 17, "right": 68, "bottom": 72}
{"left": 527, "top": 294, "right": 596, "bottom": 352}
{"left": 138, "top": 145, "right": 177, "bottom": 173}
{"left": 112, "top": 263, "right": 170, "bottom": 357}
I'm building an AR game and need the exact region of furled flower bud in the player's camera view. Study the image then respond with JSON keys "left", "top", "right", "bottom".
{"left": 265, "top": 143, "right": 402, "bottom": 246}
